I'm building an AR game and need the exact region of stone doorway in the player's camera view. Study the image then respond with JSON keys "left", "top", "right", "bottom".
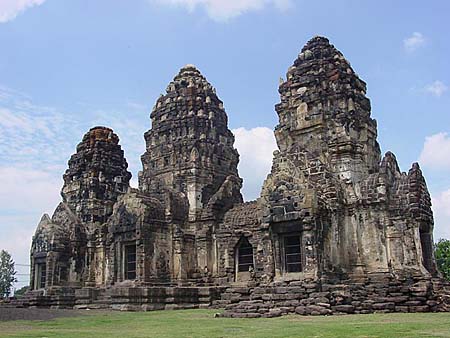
{"left": 420, "top": 229, "right": 434, "bottom": 273}
{"left": 124, "top": 244, "right": 137, "bottom": 280}
{"left": 235, "top": 237, "right": 254, "bottom": 282}
{"left": 282, "top": 234, "right": 302, "bottom": 273}
{"left": 35, "top": 263, "right": 46, "bottom": 289}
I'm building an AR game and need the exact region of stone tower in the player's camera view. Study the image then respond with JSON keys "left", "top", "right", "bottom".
{"left": 65, "top": 126, "right": 131, "bottom": 286}
{"left": 62, "top": 126, "right": 132, "bottom": 226}
{"left": 26, "top": 37, "right": 449, "bottom": 315}
{"left": 275, "top": 36, "right": 381, "bottom": 184}
{"left": 30, "top": 126, "right": 132, "bottom": 289}
{"left": 261, "top": 36, "right": 436, "bottom": 279}
{"left": 139, "top": 64, "right": 243, "bottom": 221}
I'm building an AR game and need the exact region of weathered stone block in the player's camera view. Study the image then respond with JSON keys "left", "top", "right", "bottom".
{"left": 332, "top": 305, "right": 355, "bottom": 313}
{"left": 372, "top": 303, "right": 395, "bottom": 311}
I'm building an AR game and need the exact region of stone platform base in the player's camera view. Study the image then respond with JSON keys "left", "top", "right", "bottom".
{"left": 13, "top": 287, "right": 76, "bottom": 309}
{"left": 9, "top": 276, "right": 450, "bottom": 317}
{"left": 13, "top": 286, "right": 225, "bottom": 311}
{"left": 216, "top": 276, "right": 450, "bottom": 318}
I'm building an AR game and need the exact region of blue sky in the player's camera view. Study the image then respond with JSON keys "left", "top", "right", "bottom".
{"left": 0, "top": 0, "right": 449, "bottom": 289}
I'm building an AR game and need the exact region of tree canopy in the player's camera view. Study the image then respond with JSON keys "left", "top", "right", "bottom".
{"left": 435, "top": 239, "right": 450, "bottom": 281}
{"left": 0, "top": 250, "right": 17, "bottom": 299}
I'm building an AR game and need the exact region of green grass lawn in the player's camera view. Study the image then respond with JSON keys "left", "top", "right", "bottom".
{"left": 1, "top": 309, "right": 450, "bottom": 338}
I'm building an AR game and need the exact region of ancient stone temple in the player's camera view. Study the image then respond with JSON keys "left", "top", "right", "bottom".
{"left": 25, "top": 36, "right": 450, "bottom": 315}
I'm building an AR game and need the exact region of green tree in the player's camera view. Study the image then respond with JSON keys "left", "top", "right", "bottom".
{"left": 0, "top": 250, "right": 17, "bottom": 299}
{"left": 435, "top": 239, "right": 450, "bottom": 281}
{"left": 13, "top": 285, "right": 29, "bottom": 298}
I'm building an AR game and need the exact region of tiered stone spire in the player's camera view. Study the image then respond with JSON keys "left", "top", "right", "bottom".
{"left": 62, "top": 126, "right": 131, "bottom": 225}
{"left": 139, "top": 65, "right": 242, "bottom": 220}
{"left": 276, "top": 36, "right": 381, "bottom": 183}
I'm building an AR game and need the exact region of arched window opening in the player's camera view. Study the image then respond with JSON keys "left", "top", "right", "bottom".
{"left": 237, "top": 237, "right": 254, "bottom": 273}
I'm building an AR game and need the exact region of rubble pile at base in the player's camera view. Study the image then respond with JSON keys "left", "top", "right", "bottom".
{"left": 218, "top": 276, "right": 450, "bottom": 318}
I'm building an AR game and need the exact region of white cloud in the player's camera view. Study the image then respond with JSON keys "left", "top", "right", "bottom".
{"left": 232, "top": 127, "right": 277, "bottom": 200}
{"left": 432, "top": 189, "right": 450, "bottom": 240}
{"left": 0, "top": 85, "right": 73, "bottom": 287}
{"left": 0, "top": 89, "right": 79, "bottom": 167}
{"left": 403, "top": 32, "right": 425, "bottom": 52}
{"left": 1, "top": 220, "right": 36, "bottom": 287}
{"left": 419, "top": 133, "right": 450, "bottom": 238}
{"left": 419, "top": 132, "right": 450, "bottom": 170}
{"left": 0, "top": 0, "right": 46, "bottom": 23}
{"left": 0, "top": 166, "right": 61, "bottom": 213}
{"left": 0, "top": 166, "right": 62, "bottom": 287}
{"left": 152, "top": 0, "right": 293, "bottom": 21}
{"left": 425, "top": 80, "right": 448, "bottom": 97}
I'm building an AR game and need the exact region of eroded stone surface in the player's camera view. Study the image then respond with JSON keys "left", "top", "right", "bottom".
{"left": 25, "top": 37, "right": 449, "bottom": 315}
{"left": 139, "top": 64, "right": 243, "bottom": 221}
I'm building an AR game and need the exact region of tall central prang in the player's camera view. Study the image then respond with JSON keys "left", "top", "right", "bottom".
{"left": 139, "top": 65, "right": 242, "bottom": 221}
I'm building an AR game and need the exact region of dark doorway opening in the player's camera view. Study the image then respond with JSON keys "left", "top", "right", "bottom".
{"left": 125, "top": 245, "right": 137, "bottom": 280}
{"left": 37, "top": 263, "right": 46, "bottom": 289}
{"left": 237, "top": 237, "right": 254, "bottom": 272}
{"left": 283, "top": 234, "right": 302, "bottom": 273}
{"left": 420, "top": 230, "right": 434, "bottom": 273}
